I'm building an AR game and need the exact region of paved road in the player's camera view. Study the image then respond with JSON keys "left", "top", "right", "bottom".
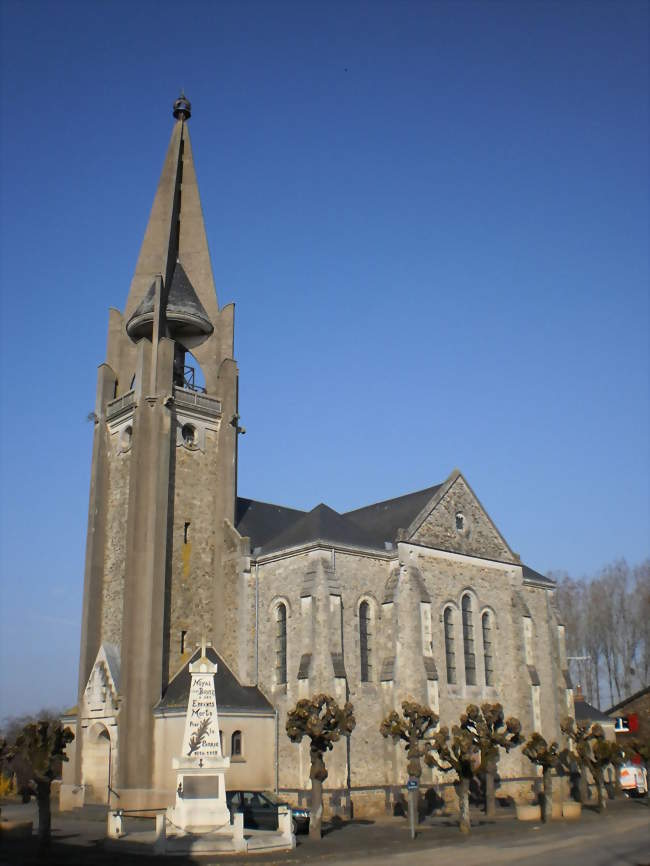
{"left": 341, "top": 809, "right": 650, "bottom": 866}
{"left": 1, "top": 798, "right": 648, "bottom": 865}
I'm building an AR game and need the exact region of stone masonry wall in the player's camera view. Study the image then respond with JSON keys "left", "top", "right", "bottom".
{"left": 166, "top": 422, "right": 221, "bottom": 683}
{"left": 411, "top": 476, "right": 515, "bottom": 563}
{"left": 250, "top": 539, "right": 563, "bottom": 816}
{"left": 100, "top": 429, "right": 131, "bottom": 648}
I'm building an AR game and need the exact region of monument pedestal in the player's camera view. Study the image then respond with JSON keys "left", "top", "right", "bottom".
{"left": 166, "top": 640, "right": 236, "bottom": 840}
{"left": 169, "top": 755, "right": 231, "bottom": 831}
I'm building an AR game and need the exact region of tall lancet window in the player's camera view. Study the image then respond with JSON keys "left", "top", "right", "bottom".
{"left": 359, "top": 601, "right": 372, "bottom": 682}
{"left": 275, "top": 603, "right": 287, "bottom": 684}
{"left": 482, "top": 611, "right": 494, "bottom": 686}
{"left": 444, "top": 607, "right": 456, "bottom": 684}
{"left": 462, "top": 594, "right": 477, "bottom": 685}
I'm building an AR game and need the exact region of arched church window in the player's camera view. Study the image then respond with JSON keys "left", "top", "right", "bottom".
{"left": 482, "top": 611, "right": 494, "bottom": 686}
{"left": 231, "top": 730, "right": 242, "bottom": 757}
{"left": 462, "top": 594, "right": 476, "bottom": 685}
{"left": 359, "top": 601, "right": 372, "bottom": 682}
{"left": 444, "top": 607, "right": 456, "bottom": 684}
{"left": 276, "top": 603, "right": 287, "bottom": 684}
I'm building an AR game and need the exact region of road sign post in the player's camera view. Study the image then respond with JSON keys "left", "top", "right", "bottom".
{"left": 406, "top": 778, "right": 418, "bottom": 839}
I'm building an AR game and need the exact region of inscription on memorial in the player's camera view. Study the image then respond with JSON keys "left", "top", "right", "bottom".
{"left": 182, "top": 672, "right": 222, "bottom": 758}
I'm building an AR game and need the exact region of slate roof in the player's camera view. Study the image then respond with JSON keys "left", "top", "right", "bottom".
{"left": 522, "top": 565, "right": 556, "bottom": 587}
{"left": 157, "top": 647, "right": 273, "bottom": 713}
{"left": 574, "top": 698, "right": 615, "bottom": 725}
{"left": 262, "top": 503, "right": 381, "bottom": 555}
{"left": 235, "top": 497, "right": 307, "bottom": 550}
{"left": 103, "top": 643, "right": 121, "bottom": 690}
{"left": 127, "top": 262, "right": 213, "bottom": 337}
{"left": 605, "top": 685, "right": 650, "bottom": 716}
{"left": 235, "top": 484, "right": 443, "bottom": 555}
{"left": 344, "top": 485, "right": 443, "bottom": 546}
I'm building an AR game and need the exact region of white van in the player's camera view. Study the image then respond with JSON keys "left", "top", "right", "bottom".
{"left": 619, "top": 762, "right": 648, "bottom": 796}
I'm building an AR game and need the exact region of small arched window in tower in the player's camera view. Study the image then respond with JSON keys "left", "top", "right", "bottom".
{"left": 462, "top": 594, "right": 476, "bottom": 685}
{"left": 275, "top": 603, "right": 287, "bottom": 685}
{"left": 482, "top": 611, "right": 494, "bottom": 686}
{"left": 231, "top": 730, "right": 242, "bottom": 757}
{"left": 359, "top": 601, "right": 372, "bottom": 682}
{"left": 181, "top": 423, "right": 197, "bottom": 447}
{"left": 456, "top": 512, "right": 464, "bottom": 531}
{"left": 444, "top": 607, "right": 456, "bottom": 685}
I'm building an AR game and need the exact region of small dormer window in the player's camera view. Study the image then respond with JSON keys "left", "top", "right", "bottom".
{"left": 455, "top": 512, "right": 464, "bottom": 531}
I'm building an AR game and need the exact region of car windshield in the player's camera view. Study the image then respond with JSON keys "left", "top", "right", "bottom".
{"left": 261, "top": 791, "right": 284, "bottom": 805}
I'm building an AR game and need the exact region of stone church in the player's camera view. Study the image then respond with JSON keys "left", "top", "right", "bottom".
{"left": 61, "top": 96, "right": 573, "bottom": 817}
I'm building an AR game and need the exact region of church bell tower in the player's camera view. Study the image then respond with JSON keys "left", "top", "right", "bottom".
{"left": 76, "top": 95, "right": 239, "bottom": 803}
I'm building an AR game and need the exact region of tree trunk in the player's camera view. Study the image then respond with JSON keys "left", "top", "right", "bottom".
{"left": 485, "top": 761, "right": 496, "bottom": 818}
{"left": 457, "top": 777, "right": 471, "bottom": 835}
{"left": 595, "top": 771, "right": 606, "bottom": 813}
{"left": 579, "top": 766, "right": 588, "bottom": 804}
{"left": 541, "top": 768, "right": 552, "bottom": 823}
{"left": 309, "top": 777, "right": 323, "bottom": 839}
{"left": 36, "top": 779, "right": 51, "bottom": 847}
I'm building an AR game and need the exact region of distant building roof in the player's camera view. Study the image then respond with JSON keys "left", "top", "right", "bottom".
{"left": 157, "top": 646, "right": 273, "bottom": 714}
{"left": 605, "top": 685, "right": 650, "bottom": 716}
{"left": 574, "top": 697, "right": 614, "bottom": 724}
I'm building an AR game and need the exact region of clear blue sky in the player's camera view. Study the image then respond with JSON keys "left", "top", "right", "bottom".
{"left": 0, "top": 0, "right": 648, "bottom": 716}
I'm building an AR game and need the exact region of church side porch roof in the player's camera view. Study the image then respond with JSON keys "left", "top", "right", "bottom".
{"left": 157, "top": 647, "right": 273, "bottom": 714}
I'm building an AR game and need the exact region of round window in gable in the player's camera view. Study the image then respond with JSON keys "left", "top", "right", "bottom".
{"left": 455, "top": 512, "right": 465, "bottom": 532}
{"left": 181, "top": 423, "right": 197, "bottom": 448}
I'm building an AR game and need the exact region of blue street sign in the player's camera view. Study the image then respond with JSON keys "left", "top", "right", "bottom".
{"left": 406, "top": 779, "right": 418, "bottom": 791}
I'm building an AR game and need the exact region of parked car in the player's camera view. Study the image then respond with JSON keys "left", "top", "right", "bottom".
{"left": 619, "top": 762, "right": 648, "bottom": 797}
{"left": 226, "top": 790, "right": 310, "bottom": 833}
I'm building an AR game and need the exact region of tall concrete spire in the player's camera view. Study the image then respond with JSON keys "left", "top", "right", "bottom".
{"left": 75, "top": 96, "right": 239, "bottom": 806}
{"left": 124, "top": 95, "right": 220, "bottom": 335}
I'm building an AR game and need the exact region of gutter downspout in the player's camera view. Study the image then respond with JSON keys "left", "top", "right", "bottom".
{"left": 275, "top": 707, "right": 279, "bottom": 794}
{"left": 255, "top": 560, "right": 259, "bottom": 684}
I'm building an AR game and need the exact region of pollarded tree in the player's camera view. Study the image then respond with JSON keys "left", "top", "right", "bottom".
{"left": 10, "top": 720, "right": 75, "bottom": 846}
{"left": 425, "top": 704, "right": 522, "bottom": 833}
{"left": 560, "top": 716, "right": 591, "bottom": 803}
{"left": 380, "top": 700, "right": 439, "bottom": 832}
{"left": 425, "top": 723, "right": 477, "bottom": 834}
{"left": 470, "top": 703, "right": 522, "bottom": 818}
{"left": 380, "top": 700, "right": 439, "bottom": 781}
{"left": 286, "top": 694, "right": 355, "bottom": 839}
{"left": 523, "top": 733, "right": 561, "bottom": 822}
{"left": 591, "top": 736, "right": 624, "bottom": 811}
{"left": 560, "top": 717, "right": 622, "bottom": 811}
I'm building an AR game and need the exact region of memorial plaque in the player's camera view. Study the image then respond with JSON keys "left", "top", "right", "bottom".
{"left": 183, "top": 775, "right": 219, "bottom": 799}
